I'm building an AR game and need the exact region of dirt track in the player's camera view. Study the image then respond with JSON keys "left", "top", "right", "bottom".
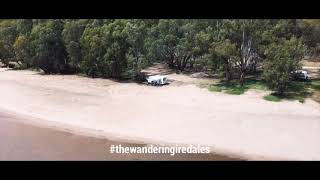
{"left": 0, "top": 67, "right": 320, "bottom": 160}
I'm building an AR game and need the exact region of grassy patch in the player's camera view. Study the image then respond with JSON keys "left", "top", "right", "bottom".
{"left": 198, "top": 78, "right": 269, "bottom": 95}
{"left": 210, "top": 81, "right": 249, "bottom": 95}
{"left": 263, "top": 94, "right": 281, "bottom": 102}
{"left": 197, "top": 77, "right": 320, "bottom": 104}
{"left": 262, "top": 80, "right": 320, "bottom": 103}
{"left": 310, "top": 80, "right": 320, "bottom": 90}
{"left": 208, "top": 85, "right": 223, "bottom": 92}
{"left": 285, "top": 80, "right": 314, "bottom": 103}
{"left": 225, "top": 86, "right": 247, "bottom": 95}
{"left": 196, "top": 79, "right": 219, "bottom": 89}
{"left": 263, "top": 93, "right": 307, "bottom": 103}
{"left": 310, "top": 80, "right": 320, "bottom": 103}
{"left": 245, "top": 79, "right": 269, "bottom": 90}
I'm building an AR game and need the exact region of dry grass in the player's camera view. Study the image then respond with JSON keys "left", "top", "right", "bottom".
{"left": 312, "top": 91, "right": 320, "bottom": 103}
{"left": 310, "top": 80, "right": 320, "bottom": 103}
{"left": 301, "top": 59, "right": 320, "bottom": 67}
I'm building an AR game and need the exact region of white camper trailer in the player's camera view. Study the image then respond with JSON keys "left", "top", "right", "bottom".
{"left": 146, "top": 75, "right": 168, "bottom": 85}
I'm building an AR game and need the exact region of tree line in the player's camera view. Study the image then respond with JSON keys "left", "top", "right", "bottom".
{"left": 0, "top": 19, "right": 319, "bottom": 95}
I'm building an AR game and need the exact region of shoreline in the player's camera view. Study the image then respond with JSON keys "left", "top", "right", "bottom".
{"left": 0, "top": 108, "right": 243, "bottom": 160}
{"left": 0, "top": 107, "right": 287, "bottom": 160}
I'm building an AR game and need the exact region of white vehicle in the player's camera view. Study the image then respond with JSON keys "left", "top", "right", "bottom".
{"left": 146, "top": 75, "right": 168, "bottom": 85}
{"left": 290, "top": 70, "right": 310, "bottom": 80}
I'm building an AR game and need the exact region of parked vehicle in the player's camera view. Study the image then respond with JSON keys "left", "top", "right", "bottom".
{"left": 290, "top": 70, "right": 310, "bottom": 80}
{"left": 146, "top": 75, "right": 168, "bottom": 85}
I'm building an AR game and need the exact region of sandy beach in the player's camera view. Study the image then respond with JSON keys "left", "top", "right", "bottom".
{"left": 1, "top": 67, "right": 320, "bottom": 160}
{"left": 0, "top": 110, "right": 240, "bottom": 160}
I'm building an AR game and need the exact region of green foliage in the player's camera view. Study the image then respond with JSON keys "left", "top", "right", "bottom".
{"left": 212, "top": 39, "right": 239, "bottom": 80}
{"left": 16, "top": 19, "right": 33, "bottom": 36}
{"left": 80, "top": 26, "right": 103, "bottom": 77}
{"left": 13, "top": 35, "right": 32, "bottom": 68}
{"left": 301, "top": 20, "right": 320, "bottom": 57}
{"left": 263, "top": 37, "right": 304, "bottom": 95}
{"left": 100, "top": 19, "right": 130, "bottom": 78}
{"left": 29, "top": 20, "right": 68, "bottom": 74}
{"left": 62, "top": 19, "right": 88, "bottom": 72}
{"left": 0, "top": 18, "right": 313, "bottom": 91}
{"left": 13, "top": 20, "right": 33, "bottom": 68}
{"left": 80, "top": 19, "right": 146, "bottom": 79}
{"left": 0, "top": 20, "right": 18, "bottom": 62}
{"left": 145, "top": 19, "right": 203, "bottom": 71}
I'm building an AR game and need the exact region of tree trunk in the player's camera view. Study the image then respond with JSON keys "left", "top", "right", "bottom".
{"left": 181, "top": 57, "right": 189, "bottom": 71}
{"left": 277, "top": 88, "right": 284, "bottom": 97}
{"left": 239, "top": 71, "right": 245, "bottom": 86}
{"left": 168, "top": 55, "right": 175, "bottom": 68}
{"left": 225, "top": 65, "right": 230, "bottom": 81}
{"left": 189, "top": 60, "right": 194, "bottom": 69}
{"left": 253, "top": 62, "right": 257, "bottom": 73}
